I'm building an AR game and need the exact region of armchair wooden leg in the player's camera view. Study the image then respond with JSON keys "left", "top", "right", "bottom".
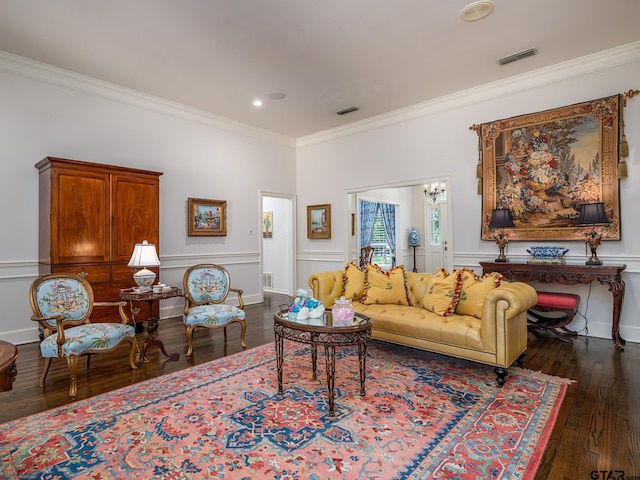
{"left": 128, "top": 339, "right": 139, "bottom": 370}
{"left": 40, "top": 357, "right": 52, "bottom": 387}
{"left": 66, "top": 355, "right": 80, "bottom": 397}
{"left": 238, "top": 319, "right": 246, "bottom": 349}
{"left": 186, "top": 325, "right": 195, "bottom": 357}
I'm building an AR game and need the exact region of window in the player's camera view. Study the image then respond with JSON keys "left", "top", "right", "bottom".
{"left": 371, "top": 209, "right": 393, "bottom": 269}
{"left": 429, "top": 207, "right": 440, "bottom": 246}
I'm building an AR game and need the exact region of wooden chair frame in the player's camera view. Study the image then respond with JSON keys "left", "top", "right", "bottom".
{"left": 29, "top": 273, "right": 138, "bottom": 397}
{"left": 183, "top": 264, "right": 246, "bottom": 356}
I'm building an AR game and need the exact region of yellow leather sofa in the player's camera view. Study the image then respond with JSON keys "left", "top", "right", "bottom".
{"left": 309, "top": 268, "right": 538, "bottom": 386}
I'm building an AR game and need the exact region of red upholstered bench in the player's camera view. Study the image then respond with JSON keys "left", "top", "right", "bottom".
{"left": 527, "top": 291, "right": 580, "bottom": 342}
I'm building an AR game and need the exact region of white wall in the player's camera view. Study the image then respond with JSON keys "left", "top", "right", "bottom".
{"left": 2, "top": 43, "right": 640, "bottom": 346}
{"left": 0, "top": 53, "right": 296, "bottom": 344}
{"left": 262, "top": 196, "right": 293, "bottom": 295}
{"left": 295, "top": 43, "right": 640, "bottom": 344}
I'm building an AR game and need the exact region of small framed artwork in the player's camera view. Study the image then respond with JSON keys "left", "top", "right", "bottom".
{"left": 187, "top": 198, "right": 227, "bottom": 236}
{"left": 307, "top": 204, "right": 331, "bottom": 239}
{"left": 263, "top": 211, "right": 273, "bottom": 238}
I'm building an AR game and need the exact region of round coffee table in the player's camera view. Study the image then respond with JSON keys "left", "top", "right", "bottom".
{"left": 274, "top": 308, "right": 372, "bottom": 416}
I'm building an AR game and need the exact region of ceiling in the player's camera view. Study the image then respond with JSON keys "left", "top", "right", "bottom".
{"left": 1, "top": 0, "right": 639, "bottom": 139}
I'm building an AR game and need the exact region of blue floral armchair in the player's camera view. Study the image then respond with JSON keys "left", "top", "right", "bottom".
{"left": 183, "top": 264, "right": 246, "bottom": 356}
{"left": 29, "top": 274, "right": 138, "bottom": 397}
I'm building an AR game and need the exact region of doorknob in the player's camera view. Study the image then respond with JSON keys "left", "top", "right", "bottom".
{"left": 444, "top": 241, "right": 448, "bottom": 251}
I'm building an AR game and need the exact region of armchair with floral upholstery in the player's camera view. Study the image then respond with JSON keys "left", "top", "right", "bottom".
{"left": 29, "top": 273, "right": 138, "bottom": 397}
{"left": 183, "top": 264, "right": 246, "bottom": 356}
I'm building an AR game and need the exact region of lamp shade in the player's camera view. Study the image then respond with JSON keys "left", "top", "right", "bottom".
{"left": 128, "top": 240, "right": 161, "bottom": 268}
{"left": 576, "top": 202, "right": 611, "bottom": 225}
{"left": 128, "top": 240, "right": 160, "bottom": 290}
{"left": 488, "top": 208, "right": 515, "bottom": 228}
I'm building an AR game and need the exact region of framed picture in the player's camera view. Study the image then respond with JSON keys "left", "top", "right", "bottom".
{"left": 307, "top": 204, "right": 331, "bottom": 239}
{"left": 187, "top": 198, "right": 227, "bottom": 236}
{"left": 263, "top": 211, "right": 273, "bottom": 238}
{"left": 478, "top": 94, "right": 621, "bottom": 241}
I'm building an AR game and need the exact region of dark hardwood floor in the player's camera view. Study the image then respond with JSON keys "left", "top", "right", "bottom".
{"left": 2, "top": 293, "right": 638, "bottom": 480}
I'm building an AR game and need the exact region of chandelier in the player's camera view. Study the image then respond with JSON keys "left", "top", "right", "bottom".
{"left": 424, "top": 183, "right": 446, "bottom": 204}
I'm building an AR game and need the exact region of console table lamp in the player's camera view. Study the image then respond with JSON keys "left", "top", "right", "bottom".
{"left": 577, "top": 202, "right": 611, "bottom": 266}
{"left": 488, "top": 208, "right": 515, "bottom": 262}
{"left": 128, "top": 240, "right": 161, "bottom": 291}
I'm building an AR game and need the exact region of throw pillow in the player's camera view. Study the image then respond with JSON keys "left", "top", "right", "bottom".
{"left": 420, "top": 268, "right": 462, "bottom": 316}
{"left": 455, "top": 269, "right": 503, "bottom": 318}
{"left": 342, "top": 262, "right": 366, "bottom": 301}
{"left": 362, "top": 264, "right": 409, "bottom": 305}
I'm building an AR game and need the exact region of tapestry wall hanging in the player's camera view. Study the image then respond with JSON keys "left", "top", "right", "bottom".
{"left": 473, "top": 94, "right": 625, "bottom": 241}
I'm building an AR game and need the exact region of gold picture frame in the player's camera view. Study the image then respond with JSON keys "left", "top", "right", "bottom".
{"left": 477, "top": 94, "right": 621, "bottom": 241}
{"left": 263, "top": 211, "right": 273, "bottom": 238}
{"left": 187, "top": 198, "right": 227, "bottom": 236}
{"left": 307, "top": 204, "right": 331, "bottom": 239}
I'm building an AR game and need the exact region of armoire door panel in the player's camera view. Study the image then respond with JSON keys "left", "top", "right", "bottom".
{"left": 38, "top": 157, "right": 162, "bottom": 324}
{"left": 112, "top": 174, "right": 160, "bottom": 262}
{"left": 52, "top": 169, "right": 110, "bottom": 264}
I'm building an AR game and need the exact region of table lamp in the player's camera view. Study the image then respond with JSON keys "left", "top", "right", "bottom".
{"left": 488, "top": 208, "right": 515, "bottom": 262}
{"left": 576, "top": 202, "right": 611, "bottom": 265}
{"left": 128, "top": 240, "right": 161, "bottom": 291}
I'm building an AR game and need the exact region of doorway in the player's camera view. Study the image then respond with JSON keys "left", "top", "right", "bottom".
{"left": 261, "top": 193, "right": 296, "bottom": 298}
{"left": 346, "top": 177, "right": 452, "bottom": 273}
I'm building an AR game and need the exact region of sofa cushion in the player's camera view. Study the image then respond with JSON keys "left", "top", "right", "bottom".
{"left": 405, "top": 272, "right": 435, "bottom": 307}
{"left": 362, "top": 264, "right": 408, "bottom": 305}
{"left": 420, "top": 268, "right": 462, "bottom": 316}
{"left": 456, "top": 269, "right": 502, "bottom": 318}
{"left": 342, "top": 262, "right": 366, "bottom": 301}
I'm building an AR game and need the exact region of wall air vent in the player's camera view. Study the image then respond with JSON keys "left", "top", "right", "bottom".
{"left": 497, "top": 47, "right": 538, "bottom": 66}
{"left": 263, "top": 272, "right": 273, "bottom": 289}
{"left": 337, "top": 106, "right": 359, "bottom": 115}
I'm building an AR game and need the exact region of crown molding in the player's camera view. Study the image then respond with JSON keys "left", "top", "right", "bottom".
{"left": 297, "top": 41, "right": 640, "bottom": 148}
{"left": 0, "top": 50, "right": 296, "bottom": 148}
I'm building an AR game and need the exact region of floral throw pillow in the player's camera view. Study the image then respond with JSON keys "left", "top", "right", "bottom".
{"left": 420, "top": 268, "right": 462, "bottom": 316}
{"left": 341, "top": 262, "right": 366, "bottom": 301}
{"left": 455, "top": 269, "right": 503, "bottom": 318}
{"left": 362, "top": 264, "right": 408, "bottom": 305}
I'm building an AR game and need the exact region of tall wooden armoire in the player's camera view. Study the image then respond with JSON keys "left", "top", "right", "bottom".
{"left": 36, "top": 157, "right": 162, "bottom": 322}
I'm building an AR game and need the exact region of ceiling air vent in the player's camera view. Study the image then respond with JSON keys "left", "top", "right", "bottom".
{"left": 497, "top": 47, "right": 538, "bottom": 66}
{"left": 337, "top": 106, "right": 359, "bottom": 115}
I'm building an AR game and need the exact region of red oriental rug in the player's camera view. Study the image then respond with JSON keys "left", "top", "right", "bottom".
{"left": 0, "top": 340, "right": 571, "bottom": 479}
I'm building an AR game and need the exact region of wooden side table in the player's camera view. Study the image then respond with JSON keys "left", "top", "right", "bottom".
{"left": 0, "top": 340, "right": 18, "bottom": 391}
{"left": 119, "top": 287, "right": 183, "bottom": 365}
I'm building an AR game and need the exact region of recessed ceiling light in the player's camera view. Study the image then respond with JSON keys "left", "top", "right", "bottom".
{"left": 460, "top": 1, "right": 495, "bottom": 22}
{"left": 268, "top": 92, "right": 286, "bottom": 100}
{"left": 253, "top": 99, "right": 263, "bottom": 107}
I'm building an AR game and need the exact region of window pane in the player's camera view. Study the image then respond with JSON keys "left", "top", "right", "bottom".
{"left": 430, "top": 208, "right": 440, "bottom": 246}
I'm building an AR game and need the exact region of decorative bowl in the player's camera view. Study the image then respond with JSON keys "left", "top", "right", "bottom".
{"left": 526, "top": 246, "right": 569, "bottom": 259}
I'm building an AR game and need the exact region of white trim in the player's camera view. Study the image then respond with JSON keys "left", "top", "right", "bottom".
{"left": 0, "top": 50, "right": 295, "bottom": 148}
{"left": 297, "top": 41, "right": 640, "bottom": 147}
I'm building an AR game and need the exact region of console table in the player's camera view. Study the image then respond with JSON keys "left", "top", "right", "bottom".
{"left": 480, "top": 262, "right": 627, "bottom": 350}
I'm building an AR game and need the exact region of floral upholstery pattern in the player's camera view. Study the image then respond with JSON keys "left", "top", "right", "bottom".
{"left": 29, "top": 274, "right": 138, "bottom": 397}
{"left": 36, "top": 278, "right": 91, "bottom": 324}
{"left": 183, "top": 264, "right": 247, "bottom": 356}
{"left": 184, "top": 304, "right": 246, "bottom": 327}
{"left": 40, "top": 323, "right": 136, "bottom": 357}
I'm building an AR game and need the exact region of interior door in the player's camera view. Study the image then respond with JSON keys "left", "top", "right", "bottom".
{"left": 425, "top": 198, "right": 451, "bottom": 272}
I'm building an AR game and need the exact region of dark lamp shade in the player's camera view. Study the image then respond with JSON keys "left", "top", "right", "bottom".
{"left": 577, "top": 203, "right": 611, "bottom": 226}
{"left": 488, "top": 209, "right": 515, "bottom": 228}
